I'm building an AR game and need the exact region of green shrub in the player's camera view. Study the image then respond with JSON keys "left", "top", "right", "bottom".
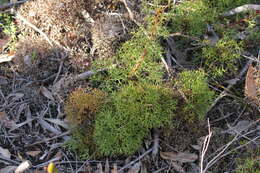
{"left": 169, "top": 0, "right": 216, "bottom": 36}
{"left": 0, "top": 13, "right": 17, "bottom": 50}
{"left": 236, "top": 158, "right": 260, "bottom": 173}
{"left": 91, "top": 28, "right": 165, "bottom": 91}
{"left": 177, "top": 70, "right": 215, "bottom": 121}
{"left": 64, "top": 127, "right": 92, "bottom": 159}
{"left": 201, "top": 36, "right": 243, "bottom": 77}
{"left": 91, "top": 1, "right": 171, "bottom": 92}
{"left": 0, "top": 13, "right": 16, "bottom": 39}
{"left": 94, "top": 83, "right": 177, "bottom": 156}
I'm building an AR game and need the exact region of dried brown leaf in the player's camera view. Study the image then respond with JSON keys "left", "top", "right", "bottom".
{"left": 127, "top": 162, "right": 140, "bottom": 173}
{"left": 38, "top": 118, "right": 61, "bottom": 135}
{"left": 0, "top": 146, "right": 11, "bottom": 158}
{"left": 39, "top": 86, "right": 55, "bottom": 101}
{"left": 0, "top": 34, "right": 9, "bottom": 52}
{"left": 160, "top": 151, "right": 198, "bottom": 163}
{"left": 190, "top": 145, "right": 201, "bottom": 151}
{"left": 44, "top": 118, "right": 69, "bottom": 129}
{"left": 84, "top": 164, "right": 92, "bottom": 173}
{"left": 245, "top": 64, "right": 258, "bottom": 103}
{"left": 26, "top": 150, "right": 41, "bottom": 157}
{"left": 0, "top": 111, "right": 17, "bottom": 129}
{"left": 0, "top": 111, "right": 7, "bottom": 121}
{"left": 226, "top": 120, "right": 251, "bottom": 135}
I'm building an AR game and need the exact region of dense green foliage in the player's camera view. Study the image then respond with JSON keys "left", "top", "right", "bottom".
{"left": 94, "top": 83, "right": 177, "bottom": 156}
{"left": 177, "top": 70, "right": 215, "bottom": 121}
{"left": 0, "top": 13, "right": 16, "bottom": 39}
{"left": 201, "top": 36, "right": 243, "bottom": 77}
{"left": 236, "top": 157, "right": 260, "bottom": 173}
{"left": 170, "top": 0, "right": 216, "bottom": 36}
{"left": 92, "top": 28, "right": 164, "bottom": 91}
{"left": 65, "top": 0, "right": 255, "bottom": 157}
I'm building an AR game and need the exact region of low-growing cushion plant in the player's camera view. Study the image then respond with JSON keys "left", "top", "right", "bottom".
{"left": 177, "top": 70, "right": 215, "bottom": 122}
{"left": 65, "top": 88, "right": 106, "bottom": 126}
{"left": 201, "top": 36, "right": 243, "bottom": 78}
{"left": 94, "top": 82, "right": 177, "bottom": 156}
{"left": 64, "top": 88, "right": 106, "bottom": 158}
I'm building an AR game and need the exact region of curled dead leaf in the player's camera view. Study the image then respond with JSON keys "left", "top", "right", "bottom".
{"left": 39, "top": 86, "right": 55, "bottom": 101}
{"left": 245, "top": 63, "right": 259, "bottom": 106}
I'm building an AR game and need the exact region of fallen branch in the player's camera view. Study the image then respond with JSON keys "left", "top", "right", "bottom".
{"left": 200, "top": 119, "right": 212, "bottom": 173}
{"left": 223, "top": 4, "right": 260, "bottom": 17}
{"left": 203, "top": 119, "right": 260, "bottom": 172}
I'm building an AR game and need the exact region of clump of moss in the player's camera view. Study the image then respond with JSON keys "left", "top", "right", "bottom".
{"left": 0, "top": 13, "right": 17, "bottom": 51}
{"left": 65, "top": 88, "right": 106, "bottom": 126}
{"left": 94, "top": 83, "right": 177, "bottom": 156}
{"left": 64, "top": 88, "right": 106, "bottom": 158}
{"left": 177, "top": 70, "right": 215, "bottom": 121}
{"left": 0, "top": 13, "right": 17, "bottom": 40}
{"left": 169, "top": 0, "right": 216, "bottom": 37}
{"left": 91, "top": 27, "right": 165, "bottom": 91}
{"left": 64, "top": 127, "right": 93, "bottom": 159}
{"left": 91, "top": 2, "right": 170, "bottom": 91}
{"left": 236, "top": 157, "right": 260, "bottom": 173}
{"left": 201, "top": 36, "right": 243, "bottom": 77}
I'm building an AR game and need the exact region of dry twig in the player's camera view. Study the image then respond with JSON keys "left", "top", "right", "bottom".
{"left": 223, "top": 4, "right": 260, "bottom": 16}
{"left": 202, "top": 119, "right": 260, "bottom": 172}
{"left": 200, "top": 119, "right": 213, "bottom": 173}
{"left": 207, "top": 60, "right": 253, "bottom": 112}
{"left": 15, "top": 12, "right": 53, "bottom": 46}
{"left": 118, "top": 148, "right": 152, "bottom": 173}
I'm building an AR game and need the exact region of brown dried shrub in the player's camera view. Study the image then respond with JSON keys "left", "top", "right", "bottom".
{"left": 17, "top": 0, "right": 94, "bottom": 70}
{"left": 65, "top": 88, "right": 106, "bottom": 126}
{"left": 17, "top": 0, "right": 93, "bottom": 48}
{"left": 14, "top": 34, "right": 63, "bottom": 80}
{"left": 91, "top": 14, "right": 133, "bottom": 59}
